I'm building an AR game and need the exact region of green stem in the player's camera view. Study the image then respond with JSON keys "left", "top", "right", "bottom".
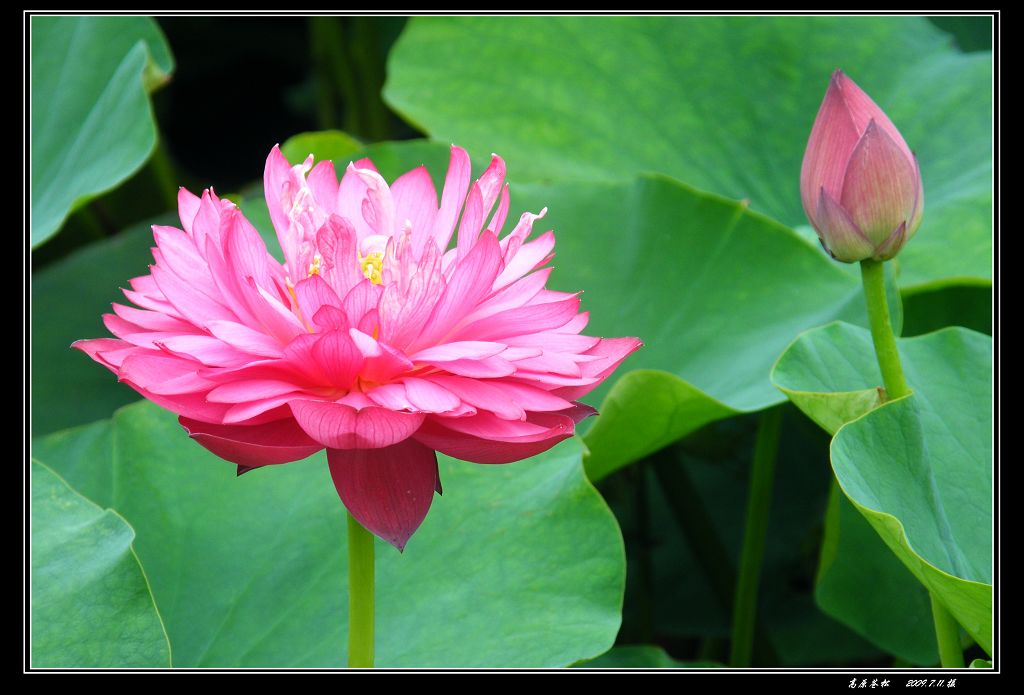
{"left": 347, "top": 512, "right": 375, "bottom": 668}
{"left": 930, "top": 594, "right": 965, "bottom": 668}
{"left": 730, "top": 407, "right": 784, "bottom": 667}
{"left": 862, "top": 262, "right": 958, "bottom": 668}
{"left": 860, "top": 259, "right": 910, "bottom": 400}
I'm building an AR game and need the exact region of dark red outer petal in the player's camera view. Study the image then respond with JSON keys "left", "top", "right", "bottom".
{"left": 179, "top": 416, "right": 324, "bottom": 468}
{"left": 327, "top": 439, "right": 439, "bottom": 551}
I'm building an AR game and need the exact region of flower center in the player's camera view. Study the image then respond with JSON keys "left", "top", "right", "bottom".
{"left": 359, "top": 251, "right": 384, "bottom": 285}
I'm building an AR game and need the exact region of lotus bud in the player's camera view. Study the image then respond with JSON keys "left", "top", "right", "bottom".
{"left": 800, "top": 70, "right": 923, "bottom": 262}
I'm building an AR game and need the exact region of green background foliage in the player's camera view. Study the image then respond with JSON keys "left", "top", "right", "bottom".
{"left": 31, "top": 15, "right": 993, "bottom": 668}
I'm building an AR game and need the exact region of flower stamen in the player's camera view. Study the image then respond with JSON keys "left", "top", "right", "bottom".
{"left": 359, "top": 251, "right": 384, "bottom": 285}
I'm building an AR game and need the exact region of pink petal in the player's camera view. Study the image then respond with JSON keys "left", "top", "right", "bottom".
{"left": 503, "top": 329, "right": 600, "bottom": 354}
{"left": 190, "top": 189, "right": 224, "bottom": 251}
{"left": 116, "top": 354, "right": 231, "bottom": 422}
{"left": 391, "top": 165, "right": 439, "bottom": 254}
{"left": 311, "top": 329, "right": 364, "bottom": 387}
{"left": 486, "top": 183, "right": 511, "bottom": 236}
{"left": 456, "top": 182, "right": 484, "bottom": 262}
{"left": 121, "top": 287, "right": 178, "bottom": 317}
{"left": 551, "top": 337, "right": 643, "bottom": 400}
{"left": 263, "top": 145, "right": 296, "bottom": 241}
{"left": 111, "top": 303, "right": 193, "bottom": 333}
{"left": 401, "top": 376, "right": 463, "bottom": 413}
{"left": 327, "top": 439, "right": 438, "bottom": 550}
{"left": 289, "top": 399, "right": 425, "bottom": 449}
{"left": 180, "top": 416, "right": 323, "bottom": 468}
{"left": 307, "top": 159, "right": 340, "bottom": 213}
{"left": 497, "top": 346, "right": 544, "bottom": 361}
{"left": 377, "top": 242, "right": 445, "bottom": 349}
{"left": 355, "top": 166, "right": 396, "bottom": 237}
{"left": 245, "top": 278, "right": 307, "bottom": 345}
{"left": 415, "top": 231, "right": 502, "bottom": 348}
{"left": 117, "top": 349, "right": 206, "bottom": 393}
{"left": 495, "top": 381, "right": 576, "bottom": 412}
{"left": 150, "top": 255, "right": 231, "bottom": 327}
{"left": 335, "top": 160, "right": 376, "bottom": 240}
{"left": 432, "top": 144, "right": 472, "bottom": 251}
{"left": 494, "top": 231, "right": 556, "bottom": 289}
{"left": 800, "top": 71, "right": 862, "bottom": 226}
{"left": 222, "top": 206, "right": 287, "bottom": 301}
{"left": 101, "top": 312, "right": 154, "bottom": 343}
{"left": 152, "top": 225, "right": 221, "bottom": 300}
{"left": 206, "top": 320, "right": 284, "bottom": 357}
{"left": 476, "top": 153, "right": 507, "bottom": 222}
{"left": 410, "top": 341, "right": 507, "bottom": 362}
{"left": 428, "top": 355, "right": 516, "bottom": 378}
{"left": 155, "top": 334, "right": 251, "bottom": 368}
{"left": 177, "top": 188, "right": 201, "bottom": 235}
{"left": 873, "top": 221, "right": 908, "bottom": 262}
{"left": 342, "top": 280, "right": 382, "bottom": 334}
{"left": 414, "top": 409, "right": 584, "bottom": 464}
{"left": 293, "top": 274, "right": 343, "bottom": 329}
{"left": 831, "top": 70, "right": 915, "bottom": 165}
{"left": 499, "top": 208, "right": 547, "bottom": 261}
{"left": 207, "top": 379, "right": 306, "bottom": 403}
{"left": 365, "top": 383, "right": 417, "bottom": 411}
{"left": 462, "top": 267, "right": 552, "bottom": 324}
{"left": 224, "top": 393, "right": 307, "bottom": 424}
{"left": 312, "top": 305, "right": 350, "bottom": 331}
{"left": 839, "top": 120, "right": 919, "bottom": 245}
{"left": 428, "top": 375, "right": 524, "bottom": 420}
{"left": 348, "top": 329, "right": 414, "bottom": 383}
{"left": 503, "top": 350, "right": 582, "bottom": 377}
{"left": 317, "top": 215, "right": 365, "bottom": 296}
{"left": 907, "top": 156, "right": 924, "bottom": 240}
{"left": 456, "top": 294, "right": 580, "bottom": 342}
{"left": 281, "top": 330, "right": 363, "bottom": 387}
{"left": 126, "top": 387, "right": 232, "bottom": 423}
{"left": 815, "top": 188, "right": 875, "bottom": 262}
{"left": 202, "top": 235, "right": 261, "bottom": 329}
{"left": 72, "top": 338, "right": 133, "bottom": 373}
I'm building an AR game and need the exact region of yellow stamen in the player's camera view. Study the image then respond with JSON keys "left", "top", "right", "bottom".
{"left": 308, "top": 253, "right": 322, "bottom": 277}
{"left": 359, "top": 251, "right": 384, "bottom": 285}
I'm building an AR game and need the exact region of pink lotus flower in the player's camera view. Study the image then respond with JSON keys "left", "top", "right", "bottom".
{"left": 800, "top": 70, "right": 924, "bottom": 262}
{"left": 75, "top": 145, "right": 640, "bottom": 550}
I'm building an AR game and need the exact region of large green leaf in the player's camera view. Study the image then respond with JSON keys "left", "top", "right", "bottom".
{"left": 772, "top": 319, "right": 990, "bottom": 664}
{"left": 31, "top": 460, "right": 170, "bottom": 667}
{"left": 31, "top": 16, "right": 173, "bottom": 247}
{"left": 385, "top": 16, "right": 992, "bottom": 292}
{"left": 34, "top": 401, "right": 624, "bottom": 667}
{"left": 280, "top": 130, "right": 363, "bottom": 166}
{"left": 816, "top": 482, "right": 937, "bottom": 664}
{"left": 773, "top": 323, "right": 992, "bottom": 655}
